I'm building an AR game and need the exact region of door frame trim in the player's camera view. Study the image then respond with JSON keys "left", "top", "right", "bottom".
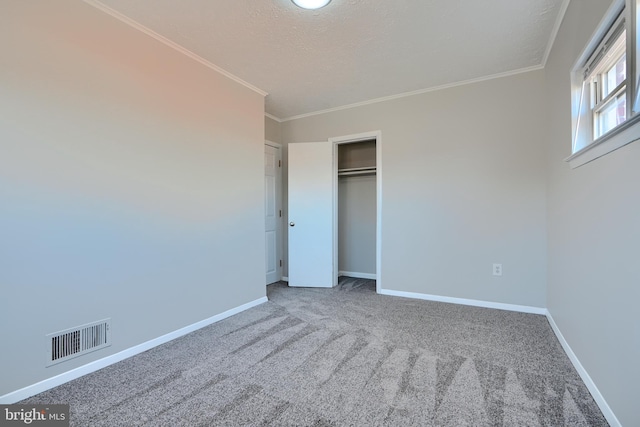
{"left": 265, "top": 140, "right": 282, "bottom": 149}
{"left": 329, "top": 131, "right": 382, "bottom": 293}
{"left": 265, "top": 140, "right": 283, "bottom": 284}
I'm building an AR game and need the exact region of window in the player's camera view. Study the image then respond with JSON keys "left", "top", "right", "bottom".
{"left": 568, "top": 0, "right": 640, "bottom": 167}
{"left": 587, "top": 24, "right": 626, "bottom": 139}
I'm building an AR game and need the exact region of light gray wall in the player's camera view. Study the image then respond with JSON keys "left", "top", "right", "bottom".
{"left": 544, "top": 1, "right": 640, "bottom": 425}
{"left": 338, "top": 175, "right": 376, "bottom": 275}
{"left": 265, "top": 116, "right": 282, "bottom": 144}
{"left": 0, "top": 0, "right": 265, "bottom": 397}
{"left": 282, "top": 70, "right": 547, "bottom": 307}
{"left": 337, "top": 141, "right": 377, "bottom": 275}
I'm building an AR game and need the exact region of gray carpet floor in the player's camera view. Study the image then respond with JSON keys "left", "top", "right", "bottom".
{"left": 22, "top": 277, "right": 608, "bottom": 426}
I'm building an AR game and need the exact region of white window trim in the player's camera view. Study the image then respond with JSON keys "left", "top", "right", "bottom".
{"left": 567, "top": 0, "right": 640, "bottom": 168}
{"left": 566, "top": 114, "right": 640, "bottom": 167}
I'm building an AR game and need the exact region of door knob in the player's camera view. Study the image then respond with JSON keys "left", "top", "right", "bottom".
{"left": 289, "top": 222, "right": 295, "bottom": 227}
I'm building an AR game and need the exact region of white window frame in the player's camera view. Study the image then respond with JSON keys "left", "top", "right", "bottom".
{"left": 588, "top": 19, "right": 627, "bottom": 140}
{"left": 567, "top": 0, "right": 640, "bottom": 168}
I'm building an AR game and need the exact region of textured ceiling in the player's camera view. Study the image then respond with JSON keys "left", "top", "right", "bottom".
{"left": 92, "top": 0, "right": 567, "bottom": 120}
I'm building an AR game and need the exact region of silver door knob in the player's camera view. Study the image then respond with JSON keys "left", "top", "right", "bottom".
{"left": 289, "top": 222, "right": 295, "bottom": 227}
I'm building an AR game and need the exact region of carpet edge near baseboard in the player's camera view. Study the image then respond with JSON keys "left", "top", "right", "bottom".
{"left": 378, "top": 287, "right": 621, "bottom": 426}
{"left": 545, "top": 311, "right": 621, "bottom": 427}
{"left": 377, "top": 288, "right": 546, "bottom": 315}
{"left": 0, "top": 296, "right": 269, "bottom": 404}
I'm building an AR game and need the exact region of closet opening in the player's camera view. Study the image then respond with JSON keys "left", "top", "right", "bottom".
{"left": 331, "top": 132, "right": 381, "bottom": 292}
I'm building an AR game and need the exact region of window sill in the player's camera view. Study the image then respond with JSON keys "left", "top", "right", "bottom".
{"left": 566, "top": 114, "right": 640, "bottom": 168}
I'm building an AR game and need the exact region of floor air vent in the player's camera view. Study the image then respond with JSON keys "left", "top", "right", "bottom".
{"left": 46, "top": 319, "right": 111, "bottom": 366}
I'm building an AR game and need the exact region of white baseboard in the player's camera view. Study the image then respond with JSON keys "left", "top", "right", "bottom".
{"left": 377, "top": 288, "right": 547, "bottom": 315}
{"left": 0, "top": 296, "right": 268, "bottom": 404}
{"left": 545, "top": 312, "right": 621, "bottom": 427}
{"left": 377, "top": 287, "right": 619, "bottom": 425}
{"left": 338, "top": 271, "right": 377, "bottom": 280}
{"left": 2, "top": 290, "right": 620, "bottom": 426}
{"left": 281, "top": 276, "right": 289, "bottom": 282}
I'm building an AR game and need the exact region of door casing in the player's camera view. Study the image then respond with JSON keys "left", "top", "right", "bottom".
{"left": 330, "top": 131, "right": 382, "bottom": 293}
{"left": 265, "top": 141, "right": 282, "bottom": 285}
{"left": 286, "top": 131, "right": 382, "bottom": 291}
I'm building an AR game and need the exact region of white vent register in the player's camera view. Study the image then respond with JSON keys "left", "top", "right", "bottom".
{"left": 46, "top": 319, "right": 111, "bottom": 366}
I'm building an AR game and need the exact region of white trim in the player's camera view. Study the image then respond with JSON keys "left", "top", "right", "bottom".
{"left": 265, "top": 140, "right": 282, "bottom": 149}
{"left": 81, "top": 0, "right": 268, "bottom": 97}
{"left": 329, "top": 131, "right": 382, "bottom": 293}
{"left": 265, "top": 113, "right": 283, "bottom": 123}
{"left": 280, "top": 65, "right": 543, "bottom": 122}
{"left": 567, "top": 0, "right": 637, "bottom": 168}
{"left": 376, "top": 287, "right": 621, "bottom": 424}
{"left": 0, "top": 297, "right": 268, "bottom": 404}
{"left": 542, "top": 0, "right": 572, "bottom": 66}
{"left": 572, "top": 0, "right": 625, "bottom": 71}
{"left": 328, "top": 131, "right": 380, "bottom": 145}
{"left": 567, "top": 106, "right": 640, "bottom": 168}
{"left": 338, "top": 271, "right": 377, "bottom": 280}
{"left": 375, "top": 135, "right": 382, "bottom": 294}
{"left": 281, "top": 276, "right": 289, "bottom": 282}
{"left": 545, "top": 312, "right": 622, "bottom": 427}
{"left": 378, "top": 289, "right": 547, "bottom": 315}
{"left": 265, "top": 142, "right": 283, "bottom": 285}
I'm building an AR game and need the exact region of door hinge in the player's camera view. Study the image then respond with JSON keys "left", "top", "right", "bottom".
{"left": 278, "top": 160, "right": 281, "bottom": 167}
{"left": 279, "top": 260, "right": 283, "bottom": 267}
{"left": 279, "top": 210, "right": 282, "bottom": 217}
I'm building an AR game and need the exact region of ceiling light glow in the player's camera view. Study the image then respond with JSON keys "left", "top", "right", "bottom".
{"left": 291, "top": 0, "right": 331, "bottom": 10}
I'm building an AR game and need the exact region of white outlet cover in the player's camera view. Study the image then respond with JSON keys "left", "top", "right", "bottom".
{"left": 493, "top": 264, "right": 503, "bottom": 276}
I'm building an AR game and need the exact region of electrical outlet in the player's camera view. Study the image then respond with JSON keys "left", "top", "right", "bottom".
{"left": 493, "top": 264, "right": 503, "bottom": 276}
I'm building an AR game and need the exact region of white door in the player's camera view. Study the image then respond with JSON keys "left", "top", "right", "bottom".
{"left": 288, "top": 142, "right": 335, "bottom": 287}
{"left": 265, "top": 143, "right": 282, "bottom": 285}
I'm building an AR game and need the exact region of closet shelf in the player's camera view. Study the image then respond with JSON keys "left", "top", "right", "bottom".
{"left": 338, "top": 166, "right": 376, "bottom": 177}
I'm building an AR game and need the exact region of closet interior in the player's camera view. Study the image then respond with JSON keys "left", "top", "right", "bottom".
{"left": 337, "top": 139, "right": 377, "bottom": 279}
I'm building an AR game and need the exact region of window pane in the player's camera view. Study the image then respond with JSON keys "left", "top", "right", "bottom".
{"left": 604, "top": 53, "right": 626, "bottom": 98}
{"left": 596, "top": 91, "right": 627, "bottom": 137}
{"left": 574, "top": 80, "right": 592, "bottom": 152}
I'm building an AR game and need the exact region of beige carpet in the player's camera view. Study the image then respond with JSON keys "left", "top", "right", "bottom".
{"left": 21, "top": 277, "right": 608, "bottom": 426}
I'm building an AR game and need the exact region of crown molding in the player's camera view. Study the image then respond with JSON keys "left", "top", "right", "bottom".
{"left": 82, "top": 0, "right": 268, "bottom": 97}
{"left": 542, "top": 0, "right": 572, "bottom": 67}
{"left": 83, "top": 0, "right": 564, "bottom": 124}
{"left": 264, "top": 112, "right": 283, "bottom": 123}
{"left": 280, "top": 64, "right": 544, "bottom": 122}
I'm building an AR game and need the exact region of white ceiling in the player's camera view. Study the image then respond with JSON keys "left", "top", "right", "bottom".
{"left": 92, "top": 0, "right": 568, "bottom": 121}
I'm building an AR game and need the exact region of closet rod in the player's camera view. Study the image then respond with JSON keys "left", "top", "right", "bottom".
{"left": 338, "top": 169, "right": 376, "bottom": 177}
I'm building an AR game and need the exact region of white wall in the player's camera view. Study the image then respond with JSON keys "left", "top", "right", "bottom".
{"left": 544, "top": 1, "right": 640, "bottom": 425}
{"left": 282, "top": 70, "right": 547, "bottom": 308}
{"left": 0, "top": 0, "right": 265, "bottom": 397}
